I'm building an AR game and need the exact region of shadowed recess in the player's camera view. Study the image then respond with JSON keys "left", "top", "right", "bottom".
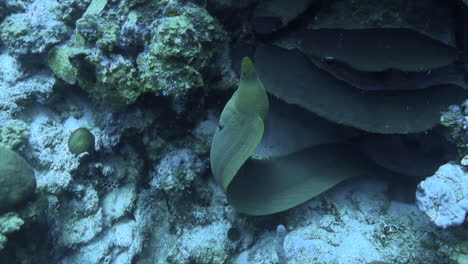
{"left": 358, "top": 133, "right": 453, "bottom": 177}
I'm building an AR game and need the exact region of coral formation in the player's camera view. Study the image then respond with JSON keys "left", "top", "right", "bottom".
{"left": 416, "top": 164, "right": 468, "bottom": 228}
{"left": 0, "top": 147, "right": 36, "bottom": 214}
{"left": 49, "top": 0, "right": 226, "bottom": 106}
{"left": 136, "top": 5, "right": 226, "bottom": 97}
{"left": 0, "top": 53, "right": 55, "bottom": 122}
{"left": 440, "top": 101, "right": 468, "bottom": 163}
{"left": 254, "top": 44, "right": 468, "bottom": 133}
{"left": 0, "top": 120, "right": 29, "bottom": 150}
{"left": 68, "top": 127, "right": 95, "bottom": 155}
{"left": 150, "top": 148, "right": 205, "bottom": 196}
{"left": 0, "top": 213, "right": 24, "bottom": 250}
{"left": 0, "top": 0, "right": 71, "bottom": 57}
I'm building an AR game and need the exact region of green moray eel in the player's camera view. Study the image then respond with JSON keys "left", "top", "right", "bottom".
{"left": 210, "top": 57, "right": 379, "bottom": 215}
{"left": 210, "top": 57, "right": 269, "bottom": 191}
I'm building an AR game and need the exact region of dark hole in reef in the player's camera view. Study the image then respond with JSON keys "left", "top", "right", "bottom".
{"left": 227, "top": 226, "right": 241, "bottom": 241}
{"left": 19, "top": 53, "right": 47, "bottom": 70}
{"left": 70, "top": 53, "right": 97, "bottom": 84}
{"left": 62, "top": 3, "right": 87, "bottom": 28}
{"left": 0, "top": 221, "right": 50, "bottom": 263}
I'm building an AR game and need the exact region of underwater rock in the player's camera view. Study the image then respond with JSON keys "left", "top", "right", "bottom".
{"left": 67, "top": 184, "right": 100, "bottom": 217}
{"left": 254, "top": 44, "right": 468, "bottom": 134}
{"left": 416, "top": 164, "right": 468, "bottom": 228}
{"left": 0, "top": 146, "right": 36, "bottom": 214}
{"left": 48, "top": 184, "right": 100, "bottom": 251}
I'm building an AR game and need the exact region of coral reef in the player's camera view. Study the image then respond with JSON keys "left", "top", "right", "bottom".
{"left": 0, "top": 0, "right": 468, "bottom": 263}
